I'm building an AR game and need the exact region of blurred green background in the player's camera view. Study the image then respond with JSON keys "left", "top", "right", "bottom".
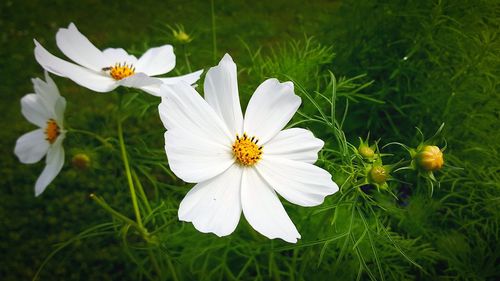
{"left": 1, "top": 0, "right": 499, "bottom": 280}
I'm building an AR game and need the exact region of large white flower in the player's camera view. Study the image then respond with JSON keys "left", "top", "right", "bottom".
{"left": 158, "top": 54, "right": 338, "bottom": 243}
{"left": 15, "top": 72, "right": 66, "bottom": 196}
{"left": 34, "top": 23, "right": 203, "bottom": 96}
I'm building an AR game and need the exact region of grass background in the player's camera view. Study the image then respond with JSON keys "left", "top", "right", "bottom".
{"left": 1, "top": 0, "right": 499, "bottom": 280}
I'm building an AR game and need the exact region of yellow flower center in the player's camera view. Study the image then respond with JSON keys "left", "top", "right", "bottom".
{"left": 232, "top": 133, "right": 262, "bottom": 166}
{"left": 103, "top": 63, "right": 135, "bottom": 80}
{"left": 417, "top": 145, "right": 444, "bottom": 171}
{"left": 45, "top": 118, "right": 60, "bottom": 144}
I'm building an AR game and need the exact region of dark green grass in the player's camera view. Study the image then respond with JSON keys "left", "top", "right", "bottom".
{"left": 1, "top": 0, "right": 499, "bottom": 280}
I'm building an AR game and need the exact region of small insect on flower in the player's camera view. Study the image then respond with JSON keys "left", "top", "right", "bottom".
{"left": 158, "top": 54, "right": 339, "bottom": 243}
{"left": 14, "top": 72, "right": 66, "bottom": 196}
{"left": 34, "top": 23, "right": 203, "bottom": 96}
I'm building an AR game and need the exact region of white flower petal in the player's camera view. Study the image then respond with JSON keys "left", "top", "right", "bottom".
{"left": 159, "top": 69, "right": 203, "bottom": 85}
{"left": 102, "top": 48, "right": 137, "bottom": 65}
{"left": 265, "top": 128, "right": 324, "bottom": 164}
{"left": 178, "top": 164, "right": 243, "bottom": 236}
{"left": 204, "top": 54, "right": 243, "bottom": 135}
{"left": 244, "top": 79, "right": 301, "bottom": 143}
{"left": 55, "top": 23, "right": 107, "bottom": 71}
{"left": 34, "top": 40, "right": 118, "bottom": 93}
{"left": 31, "top": 72, "right": 66, "bottom": 125}
{"left": 257, "top": 157, "right": 338, "bottom": 207}
{"left": 14, "top": 129, "right": 49, "bottom": 164}
{"left": 164, "top": 129, "right": 234, "bottom": 183}
{"left": 32, "top": 72, "right": 61, "bottom": 112}
{"left": 241, "top": 168, "right": 300, "bottom": 243}
{"left": 140, "top": 70, "right": 203, "bottom": 96}
{"left": 53, "top": 97, "right": 66, "bottom": 126}
{"left": 117, "top": 73, "right": 162, "bottom": 88}
{"left": 135, "top": 44, "right": 175, "bottom": 76}
{"left": 21, "top": 94, "right": 50, "bottom": 127}
{"left": 35, "top": 137, "right": 65, "bottom": 196}
{"left": 158, "top": 83, "right": 232, "bottom": 140}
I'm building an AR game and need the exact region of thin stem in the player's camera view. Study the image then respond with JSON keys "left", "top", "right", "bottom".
{"left": 166, "top": 255, "right": 180, "bottom": 281}
{"left": 148, "top": 249, "right": 163, "bottom": 280}
{"left": 90, "top": 194, "right": 147, "bottom": 236}
{"left": 182, "top": 44, "right": 192, "bottom": 72}
{"left": 117, "top": 114, "right": 144, "bottom": 229}
{"left": 67, "top": 128, "right": 112, "bottom": 148}
{"left": 132, "top": 170, "right": 153, "bottom": 217}
{"left": 210, "top": 0, "right": 217, "bottom": 62}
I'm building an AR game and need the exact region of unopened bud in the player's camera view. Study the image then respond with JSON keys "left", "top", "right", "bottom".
{"left": 72, "top": 153, "right": 91, "bottom": 170}
{"left": 175, "top": 31, "right": 191, "bottom": 43}
{"left": 359, "top": 145, "right": 375, "bottom": 159}
{"left": 369, "top": 166, "right": 388, "bottom": 184}
{"left": 417, "top": 145, "right": 444, "bottom": 171}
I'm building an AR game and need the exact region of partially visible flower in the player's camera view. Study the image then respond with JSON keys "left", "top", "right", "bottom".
{"left": 416, "top": 145, "right": 444, "bottom": 171}
{"left": 14, "top": 72, "right": 66, "bottom": 196}
{"left": 158, "top": 54, "right": 338, "bottom": 243}
{"left": 34, "top": 23, "right": 202, "bottom": 96}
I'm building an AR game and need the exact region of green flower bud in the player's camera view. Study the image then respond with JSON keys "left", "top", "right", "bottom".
{"left": 359, "top": 145, "right": 375, "bottom": 159}
{"left": 72, "top": 153, "right": 91, "bottom": 170}
{"left": 416, "top": 145, "right": 444, "bottom": 171}
{"left": 369, "top": 165, "right": 388, "bottom": 184}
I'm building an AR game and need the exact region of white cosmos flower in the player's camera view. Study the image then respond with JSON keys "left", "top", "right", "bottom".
{"left": 15, "top": 72, "right": 66, "bottom": 196}
{"left": 34, "top": 23, "right": 203, "bottom": 96}
{"left": 158, "top": 54, "right": 338, "bottom": 243}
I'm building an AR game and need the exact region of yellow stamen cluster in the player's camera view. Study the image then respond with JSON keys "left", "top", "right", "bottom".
{"left": 45, "top": 118, "right": 60, "bottom": 144}
{"left": 232, "top": 133, "right": 262, "bottom": 166}
{"left": 104, "top": 63, "right": 135, "bottom": 80}
{"left": 417, "top": 145, "right": 444, "bottom": 171}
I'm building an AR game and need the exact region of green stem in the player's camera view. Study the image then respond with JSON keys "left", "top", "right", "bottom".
{"left": 132, "top": 170, "right": 153, "bottom": 217}
{"left": 117, "top": 115, "right": 144, "bottom": 229}
{"left": 210, "top": 0, "right": 217, "bottom": 62}
{"left": 182, "top": 44, "right": 192, "bottom": 72}
{"left": 67, "top": 128, "right": 112, "bottom": 148}
{"left": 166, "top": 255, "right": 179, "bottom": 281}
{"left": 148, "top": 249, "right": 163, "bottom": 280}
{"left": 90, "top": 194, "right": 148, "bottom": 237}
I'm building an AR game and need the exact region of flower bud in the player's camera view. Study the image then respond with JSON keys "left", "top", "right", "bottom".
{"left": 170, "top": 25, "right": 193, "bottom": 44}
{"left": 358, "top": 145, "right": 375, "bottom": 159}
{"left": 175, "top": 31, "right": 191, "bottom": 44}
{"left": 369, "top": 166, "right": 388, "bottom": 184}
{"left": 417, "top": 145, "right": 444, "bottom": 171}
{"left": 72, "top": 153, "right": 91, "bottom": 170}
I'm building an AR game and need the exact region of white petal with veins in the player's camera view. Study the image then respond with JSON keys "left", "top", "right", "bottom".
{"left": 14, "top": 129, "right": 50, "bottom": 164}
{"left": 55, "top": 22, "right": 107, "bottom": 71}
{"left": 204, "top": 54, "right": 243, "bottom": 136}
{"left": 241, "top": 167, "right": 301, "bottom": 243}
{"left": 178, "top": 164, "right": 243, "bottom": 236}
{"left": 135, "top": 45, "right": 175, "bottom": 76}
{"left": 244, "top": 79, "right": 301, "bottom": 144}
{"left": 34, "top": 40, "right": 118, "bottom": 93}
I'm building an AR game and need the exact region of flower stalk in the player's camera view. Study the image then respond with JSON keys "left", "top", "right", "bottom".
{"left": 117, "top": 114, "right": 144, "bottom": 229}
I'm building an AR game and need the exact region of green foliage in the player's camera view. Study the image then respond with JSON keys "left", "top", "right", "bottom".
{"left": 1, "top": 0, "right": 499, "bottom": 280}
